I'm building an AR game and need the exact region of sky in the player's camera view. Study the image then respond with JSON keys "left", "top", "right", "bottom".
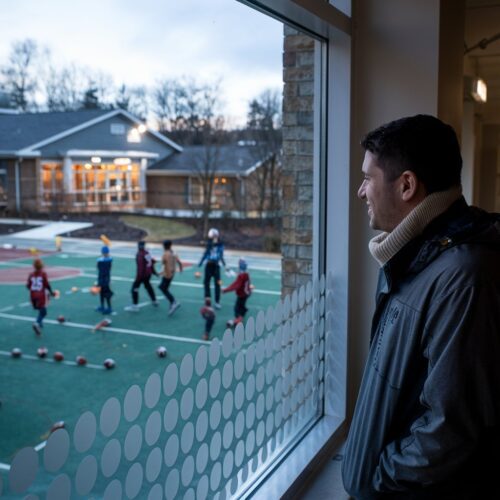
{"left": 0, "top": 0, "right": 284, "bottom": 126}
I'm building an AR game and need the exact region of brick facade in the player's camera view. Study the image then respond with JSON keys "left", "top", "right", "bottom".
{"left": 281, "top": 26, "right": 315, "bottom": 296}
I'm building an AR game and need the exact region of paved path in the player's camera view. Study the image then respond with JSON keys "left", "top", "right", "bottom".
{"left": 9, "top": 221, "right": 93, "bottom": 239}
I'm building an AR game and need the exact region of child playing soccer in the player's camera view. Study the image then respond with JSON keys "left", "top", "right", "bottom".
{"left": 27, "top": 258, "right": 56, "bottom": 335}
{"left": 96, "top": 245, "right": 113, "bottom": 314}
{"left": 223, "top": 258, "right": 251, "bottom": 327}
{"left": 158, "top": 239, "right": 183, "bottom": 316}
{"left": 200, "top": 297, "right": 216, "bottom": 341}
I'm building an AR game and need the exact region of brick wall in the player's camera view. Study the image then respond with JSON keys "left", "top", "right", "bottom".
{"left": 281, "top": 26, "right": 315, "bottom": 296}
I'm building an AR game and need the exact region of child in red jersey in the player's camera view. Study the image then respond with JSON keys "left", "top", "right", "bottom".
{"left": 200, "top": 297, "right": 216, "bottom": 341}
{"left": 27, "top": 258, "right": 56, "bottom": 335}
{"left": 223, "top": 258, "right": 251, "bottom": 327}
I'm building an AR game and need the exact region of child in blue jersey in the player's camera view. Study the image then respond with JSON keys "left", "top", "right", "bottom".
{"left": 198, "top": 228, "right": 226, "bottom": 309}
{"left": 96, "top": 246, "right": 113, "bottom": 314}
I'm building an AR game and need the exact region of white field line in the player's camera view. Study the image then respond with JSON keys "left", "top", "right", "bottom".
{"left": 0, "top": 462, "right": 10, "bottom": 471}
{"left": 0, "top": 312, "right": 210, "bottom": 345}
{"left": 34, "top": 441, "right": 47, "bottom": 452}
{"left": 0, "top": 350, "right": 104, "bottom": 370}
{"left": 79, "top": 273, "right": 281, "bottom": 296}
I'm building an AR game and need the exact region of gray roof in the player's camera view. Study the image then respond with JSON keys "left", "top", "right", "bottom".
{"left": 0, "top": 110, "right": 110, "bottom": 151}
{"left": 148, "top": 144, "right": 264, "bottom": 176}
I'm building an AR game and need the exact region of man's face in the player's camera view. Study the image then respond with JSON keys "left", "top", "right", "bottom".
{"left": 357, "top": 151, "right": 401, "bottom": 232}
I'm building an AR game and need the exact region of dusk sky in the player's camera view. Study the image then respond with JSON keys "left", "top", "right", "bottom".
{"left": 0, "top": 0, "right": 284, "bottom": 125}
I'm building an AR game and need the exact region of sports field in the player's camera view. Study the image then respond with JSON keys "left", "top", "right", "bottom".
{"left": 0, "top": 244, "right": 281, "bottom": 472}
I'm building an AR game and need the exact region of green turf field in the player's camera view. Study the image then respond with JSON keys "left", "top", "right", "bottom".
{"left": 0, "top": 249, "right": 281, "bottom": 470}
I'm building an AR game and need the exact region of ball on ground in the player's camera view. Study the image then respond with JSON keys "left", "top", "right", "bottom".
{"left": 104, "top": 358, "right": 115, "bottom": 369}
{"left": 71, "top": 286, "right": 79, "bottom": 293}
{"left": 194, "top": 271, "right": 201, "bottom": 279}
{"left": 156, "top": 346, "right": 167, "bottom": 358}
{"left": 53, "top": 290, "right": 60, "bottom": 299}
{"left": 37, "top": 347, "right": 48, "bottom": 358}
{"left": 53, "top": 351, "right": 64, "bottom": 362}
{"left": 76, "top": 355, "right": 87, "bottom": 366}
{"left": 90, "top": 285, "right": 101, "bottom": 295}
{"left": 57, "top": 315, "right": 65, "bottom": 323}
{"left": 11, "top": 348, "right": 22, "bottom": 358}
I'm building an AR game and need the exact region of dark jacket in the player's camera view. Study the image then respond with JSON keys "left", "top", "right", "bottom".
{"left": 343, "top": 198, "right": 500, "bottom": 499}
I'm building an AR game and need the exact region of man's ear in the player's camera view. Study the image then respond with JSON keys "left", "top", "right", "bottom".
{"left": 399, "top": 170, "right": 422, "bottom": 202}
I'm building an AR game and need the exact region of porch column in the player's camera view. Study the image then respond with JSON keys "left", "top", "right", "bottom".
{"left": 63, "top": 156, "right": 72, "bottom": 206}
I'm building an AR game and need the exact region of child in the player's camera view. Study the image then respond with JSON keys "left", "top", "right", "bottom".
{"left": 27, "top": 258, "right": 56, "bottom": 335}
{"left": 159, "top": 240, "right": 183, "bottom": 316}
{"left": 198, "top": 228, "right": 226, "bottom": 309}
{"left": 125, "top": 241, "right": 159, "bottom": 312}
{"left": 223, "top": 258, "right": 251, "bottom": 327}
{"left": 96, "top": 246, "right": 113, "bottom": 314}
{"left": 200, "top": 297, "right": 215, "bottom": 341}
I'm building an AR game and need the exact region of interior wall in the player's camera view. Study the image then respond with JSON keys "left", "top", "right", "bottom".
{"left": 479, "top": 124, "right": 500, "bottom": 211}
{"left": 348, "top": 0, "right": 463, "bottom": 419}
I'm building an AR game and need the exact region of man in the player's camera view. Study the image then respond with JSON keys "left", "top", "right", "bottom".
{"left": 198, "top": 228, "right": 226, "bottom": 309}
{"left": 342, "top": 115, "right": 500, "bottom": 499}
{"left": 125, "top": 241, "right": 158, "bottom": 312}
{"left": 158, "top": 239, "right": 183, "bottom": 316}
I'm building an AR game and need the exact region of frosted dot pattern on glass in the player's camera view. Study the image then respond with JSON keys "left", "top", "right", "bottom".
{"left": 7, "top": 274, "right": 327, "bottom": 498}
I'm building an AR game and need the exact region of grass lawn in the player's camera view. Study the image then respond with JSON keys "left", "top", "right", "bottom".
{"left": 119, "top": 215, "right": 197, "bottom": 242}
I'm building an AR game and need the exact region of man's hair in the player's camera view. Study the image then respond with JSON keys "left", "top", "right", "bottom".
{"left": 361, "top": 114, "right": 462, "bottom": 193}
{"left": 33, "top": 258, "right": 43, "bottom": 270}
{"left": 163, "top": 240, "right": 172, "bottom": 250}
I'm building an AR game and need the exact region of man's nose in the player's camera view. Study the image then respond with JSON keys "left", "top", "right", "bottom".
{"left": 357, "top": 181, "right": 366, "bottom": 199}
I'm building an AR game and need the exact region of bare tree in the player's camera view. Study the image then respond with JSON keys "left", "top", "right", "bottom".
{"left": 43, "top": 63, "right": 85, "bottom": 111}
{"left": 246, "top": 89, "right": 283, "bottom": 220}
{"left": 0, "top": 38, "right": 39, "bottom": 111}
{"left": 115, "top": 84, "right": 149, "bottom": 120}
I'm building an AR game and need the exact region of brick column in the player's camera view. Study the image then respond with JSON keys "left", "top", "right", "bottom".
{"left": 281, "top": 26, "right": 315, "bottom": 296}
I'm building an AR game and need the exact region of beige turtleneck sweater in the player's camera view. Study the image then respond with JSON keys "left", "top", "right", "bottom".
{"left": 369, "top": 186, "right": 463, "bottom": 266}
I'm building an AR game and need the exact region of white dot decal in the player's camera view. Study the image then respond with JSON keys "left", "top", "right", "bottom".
{"left": 210, "top": 400, "right": 222, "bottom": 430}
{"left": 44, "top": 428, "right": 70, "bottom": 472}
{"left": 274, "top": 326, "right": 282, "bottom": 351}
{"left": 180, "top": 353, "right": 194, "bottom": 386}
{"left": 195, "top": 378, "right": 208, "bottom": 409}
{"left": 9, "top": 447, "right": 38, "bottom": 494}
{"left": 246, "top": 402, "right": 256, "bottom": 429}
{"left": 255, "top": 310, "right": 265, "bottom": 337}
{"left": 234, "top": 351, "right": 244, "bottom": 380}
{"left": 222, "top": 391, "right": 233, "bottom": 420}
{"left": 223, "top": 450, "right": 234, "bottom": 479}
{"left": 165, "top": 469, "right": 179, "bottom": 500}
{"left": 180, "top": 388, "right": 194, "bottom": 420}
{"left": 245, "top": 316, "right": 255, "bottom": 343}
{"left": 222, "top": 359, "right": 233, "bottom": 389}
{"left": 235, "top": 440, "right": 245, "bottom": 467}
{"left": 266, "top": 359, "right": 275, "bottom": 385}
{"left": 265, "top": 333, "right": 274, "bottom": 358}
{"left": 274, "top": 300, "right": 283, "bottom": 326}
{"left": 222, "top": 328, "right": 233, "bottom": 357}
{"left": 46, "top": 473, "right": 71, "bottom": 500}
{"left": 256, "top": 365, "right": 265, "bottom": 392}
{"left": 245, "top": 344, "right": 255, "bottom": 373}
{"left": 266, "top": 413, "right": 274, "bottom": 437}
{"left": 209, "top": 369, "right": 221, "bottom": 399}
{"left": 125, "top": 425, "right": 142, "bottom": 462}
{"left": 164, "top": 398, "right": 179, "bottom": 433}
{"left": 75, "top": 455, "right": 97, "bottom": 496}
{"left": 181, "top": 455, "right": 194, "bottom": 487}
{"left": 235, "top": 411, "right": 245, "bottom": 439}
{"left": 210, "top": 432, "right": 222, "bottom": 461}
{"left": 197, "top": 474, "right": 209, "bottom": 500}
{"left": 320, "top": 274, "right": 326, "bottom": 294}
{"left": 313, "top": 278, "right": 319, "bottom": 299}
{"left": 256, "top": 421, "right": 265, "bottom": 447}
{"left": 196, "top": 411, "right": 209, "bottom": 442}
{"left": 246, "top": 374, "right": 256, "bottom": 401}
{"left": 283, "top": 295, "right": 291, "bottom": 319}
{"left": 104, "top": 479, "right": 122, "bottom": 500}
{"left": 148, "top": 483, "right": 163, "bottom": 500}
{"left": 306, "top": 281, "right": 312, "bottom": 303}
{"left": 145, "top": 373, "right": 161, "bottom": 409}
{"left": 256, "top": 393, "right": 265, "bottom": 420}
{"left": 234, "top": 382, "right": 244, "bottom": 410}
{"left": 298, "top": 285, "right": 306, "bottom": 309}
{"left": 256, "top": 338, "right": 265, "bottom": 364}
{"left": 100, "top": 398, "right": 120, "bottom": 438}
{"left": 209, "top": 338, "right": 221, "bottom": 366}
{"left": 196, "top": 443, "right": 209, "bottom": 474}
{"left": 223, "top": 420, "right": 234, "bottom": 449}
{"left": 124, "top": 385, "right": 142, "bottom": 422}
{"left": 275, "top": 403, "right": 283, "bottom": 428}
{"left": 320, "top": 295, "right": 325, "bottom": 316}
{"left": 291, "top": 290, "right": 298, "bottom": 314}
{"left": 145, "top": 411, "right": 162, "bottom": 446}
{"left": 163, "top": 363, "right": 178, "bottom": 397}
{"left": 164, "top": 434, "right": 179, "bottom": 467}
{"left": 195, "top": 345, "right": 208, "bottom": 376}
{"left": 146, "top": 447, "right": 162, "bottom": 483}
{"left": 234, "top": 323, "right": 244, "bottom": 349}
{"left": 101, "top": 439, "right": 121, "bottom": 478}
{"left": 265, "top": 305, "right": 274, "bottom": 331}
{"left": 181, "top": 422, "right": 195, "bottom": 454}
{"left": 74, "top": 411, "right": 97, "bottom": 452}
{"left": 210, "top": 462, "right": 222, "bottom": 491}
{"left": 245, "top": 430, "right": 255, "bottom": 457}
{"left": 125, "top": 462, "right": 144, "bottom": 499}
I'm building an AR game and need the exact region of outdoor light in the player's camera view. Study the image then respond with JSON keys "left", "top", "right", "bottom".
{"left": 91, "top": 156, "right": 101, "bottom": 164}
{"left": 84, "top": 163, "right": 92, "bottom": 170}
{"left": 114, "top": 157, "right": 131, "bottom": 166}
{"left": 127, "top": 128, "right": 141, "bottom": 143}
{"left": 137, "top": 124, "right": 147, "bottom": 133}
{"left": 471, "top": 78, "right": 487, "bottom": 103}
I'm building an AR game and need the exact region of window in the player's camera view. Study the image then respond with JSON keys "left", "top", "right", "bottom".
{"left": 40, "top": 162, "right": 63, "bottom": 206}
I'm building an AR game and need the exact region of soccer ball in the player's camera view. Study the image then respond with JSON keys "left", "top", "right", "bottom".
{"left": 37, "top": 347, "right": 48, "bottom": 358}
{"left": 103, "top": 358, "right": 115, "bottom": 369}
{"left": 53, "top": 352, "right": 64, "bottom": 362}
{"left": 57, "top": 315, "right": 65, "bottom": 323}
{"left": 194, "top": 271, "right": 202, "bottom": 279}
{"left": 156, "top": 346, "right": 168, "bottom": 358}
{"left": 208, "top": 228, "right": 219, "bottom": 239}
{"left": 90, "top": 285, "right": 101, "bottom": 295}
{"left": 11, "top": 348, "right": 22, "bottom": 358}
{"left": 76, "top": 356, "right": 87, "bottom": 366}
